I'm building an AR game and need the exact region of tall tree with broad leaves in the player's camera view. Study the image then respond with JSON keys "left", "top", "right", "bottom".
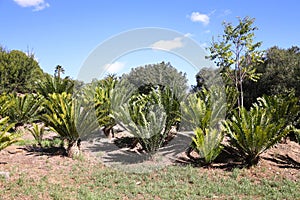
{"left": 206, "top": 17, "right": 264, "bottom": 109}
{"left": 243, "top": 46, "right": 300, "bottom": 107}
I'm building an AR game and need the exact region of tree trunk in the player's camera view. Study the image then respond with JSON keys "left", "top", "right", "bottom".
{"left": 67, "top": 139, "right": 81, "bottom": 158}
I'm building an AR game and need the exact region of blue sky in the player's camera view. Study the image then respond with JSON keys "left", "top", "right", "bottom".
{"left": 1, "top": 0, "right": 299, "bottom": 86}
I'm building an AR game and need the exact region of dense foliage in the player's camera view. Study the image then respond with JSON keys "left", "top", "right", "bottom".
{"left": 40, "top": 92, "right": 99, "bottom": 157}
{"left": 122, "top": 61, "right": 188, "bottom": 96}
{"left": 0, "top": 48, "right": 44, "bottom": 93}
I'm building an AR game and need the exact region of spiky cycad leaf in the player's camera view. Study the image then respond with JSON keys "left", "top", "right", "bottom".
{"left": 223, "top": 104, "right": 295, "bottom": 165}
{"left": 4, "top": 93, "right": 43, "bottom": 126}
{"left": 0, "top": 117, "right": 19, "bottom": 151}
{"left": 181, "top": 86, "right": 226, "bottom": 131}
{"left": 192, "top": 127, "right": 224, "bottom": 164}
{"left": 41, "top": 92, "right": 99, "bottom": 143}
{"left": 36, "top": 75, "right": 74, "bottom": 98}
{"left": 28, "top": 123, "right": 45, "bottom": 146}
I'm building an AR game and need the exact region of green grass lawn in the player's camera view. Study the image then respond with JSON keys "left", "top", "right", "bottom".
{"left": 1, "top": 159, "right": 299, "bottom": 200}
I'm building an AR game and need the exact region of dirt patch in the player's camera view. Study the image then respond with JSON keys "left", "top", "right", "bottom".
{"left": 0, "top": 129, "right": 299, "bottom": 182}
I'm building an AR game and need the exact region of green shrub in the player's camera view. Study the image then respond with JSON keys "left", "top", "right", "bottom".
{"left": 36, "top": 74, "right": 74, "bottom": 98}
{"left": 112, "top": 87, "right": 167, "bottom": 153}
{"left": 28, "top": 123, "right": 45, "bottom": 146}
{"left": 192, "top": 127, "right": 224, "bottom": 165}
{"left": 94, "top": 75, "right": 117, "bottom": 136}
{"left": 181, "top": 86, "right": 226, "bottom": 164}
{"left": 256, "top": 94, "right": 300, "bottom": 142}
{"left": 0, "top": 117, "right": 20, "bottom": 151}
{"left": 223, "top": 104, "right": 295, "bottom": 166}
{"left": 4, "top": 93, "right": 43, "bottom": 128}
{"left": 40, "top": 92, "right": 99, "bottom": 157}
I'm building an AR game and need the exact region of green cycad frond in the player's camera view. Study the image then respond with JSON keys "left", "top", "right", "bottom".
{"left": 111, "top": 85, "right": 170, "bottom": 153}
{"left": 224, "top": 104, "right": 294, "bottom": 165}
{"left": 36, "top": 75, "right": 74, "bottom": 98}
{"left": 0, "top": 93, "right": 9, "bottom": 116}
{"left": 28, "top": 123, "right": 45, "bottom": 146}
{"left": 0, "top": 117, "right": 20, "bottom": 151}
{"left": 192, "top": 127, "right": 224, "bottom": 164}
{"left": 182, "top": 86, "right": 226, "bottom": 131}
{"left": 256, "top": 94, "right": 300, "bottom": 125}
{"left": 41, "top": 92, "right": 99, "bottom": 143}
{"left": 4, "top": 93, "right": 43, "bottom": 126}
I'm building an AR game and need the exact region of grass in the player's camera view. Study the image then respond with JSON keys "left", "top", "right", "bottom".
{"left": 1, "top": 160, "right": 299, "bottom": 200}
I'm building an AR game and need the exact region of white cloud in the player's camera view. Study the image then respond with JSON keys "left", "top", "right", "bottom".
{"left": 151, "top": 37, "right": 184, "bottom": 51}
{"left": 105, "top": 61, "right": 125, "bottom": 74}
{"left": 184, "top": 33, "right": 193, "bottom": 38}
{"left": 13, "top": 0, "right": 50, "bottom": 11}
{"left": 190, "top": 12, "right": 210, "bottom": 25}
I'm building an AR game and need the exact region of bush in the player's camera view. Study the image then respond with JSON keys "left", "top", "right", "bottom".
{"left": 4, "top": 93, "right": 43, "bottom": 128}
{"left": 111, "top": 82, "right": 181, "bottom": 153}
{"left": 192, "top": 127, "right": 224, "bottom": 165}
{"left": 112, "top": 86, "right": 167, "bottom": 153}
{"left": 40, "top": 92, "right": 99, "bottom": 157}
{"left": 181, "top": 86, "right": 226, "bottom": 164}
{"left": 223, "top": 103, "right": 296, "bottom": 166}
{"left": 36, "top": 74, "right": 74, "bottom": 98}
{"left": 0, "top": 117, "right": 20, "bottom": 151}
{"left": 28, "top": 123, "right": 45, "bottom": 146}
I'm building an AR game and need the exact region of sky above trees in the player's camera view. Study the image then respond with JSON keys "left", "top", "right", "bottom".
{"left": 1, "top": 0, "right": 299, "bottom": 85}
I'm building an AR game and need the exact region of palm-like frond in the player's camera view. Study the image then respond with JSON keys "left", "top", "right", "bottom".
{"left": 28, "top": 123, "right": 45, "bottom": 146}
{"left": 36, "top": 74, "right": 74, "bottom": 98}
{"left": 192, "top": 127, "right": 224, "bottom": 164}
{"left": 181, "top": 86, "right": 226, "bottom": 131}
{"left": 4, "top": 93, "right": 43, "bottom": 126}
{"left": 223, "top": 104, "right": 295, "bottom": 165}
{"left": 0, "top": 117, "right": 20, "bottom": 151}
{"left": 40, "top": 92, "right": 99, "bottom": 143}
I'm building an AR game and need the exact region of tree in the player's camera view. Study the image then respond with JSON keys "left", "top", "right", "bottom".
{"left": 54, "top": 65, "right": 65, "bottom": 79}
{"left": 0, "top": 48, "right": 44, "bottom": 93}
{"left": 243, "top": 46, "right": 300, "bottom": 107}
{"left": 122, "top": 61, "right": 188, "bottom": 97}
{"left": 207, "top": 17, "right": 264, "bottom": 109}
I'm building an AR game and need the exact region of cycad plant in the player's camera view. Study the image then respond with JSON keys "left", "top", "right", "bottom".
{"left": 40, "top": 92, "right": 99, "bottom": 157}
{"left": 28, "top": 123, "right": 45, "bottom": 146}
{"left": 111, "top": 84, "right": 179, "bottom": 153}
{"left": 181, "top": 86, "right": 226, "bottom": 165}
{"left": 0, "top": 117, "right": 20, "bottom": 151}
{"left": 257, "top": 94, "right": 300, "bottom": 144}
{"left": 256, "top": 94, "right": 300, "bottom": 128}
{"left": 192, "top": 127, "right": 224, "bottom": 164}
{"left": 94, "top": 75, "right": 117, "bottom": 137}
{"left": 223, "top": 102, "right": 296, "bottom": 166}
{"left": 4, "top": 93, "right": 43, "bottom": 129}
{"left": 36, "top": 74, "right": 74, "bottom": 98}
{"left": 0, "top": 93, "right": 9, "bottom": 117}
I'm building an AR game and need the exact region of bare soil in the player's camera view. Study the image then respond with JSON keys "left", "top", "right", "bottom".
{"left": 0, "top": 130, "right": 299, "bottom": 183}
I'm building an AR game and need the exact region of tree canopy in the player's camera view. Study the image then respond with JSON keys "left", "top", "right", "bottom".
{"left": 0, "top": 47, "right": 44, "bottom": 93}
{"left": 243, "top": 46, "right": 300, "bottom": 107}
{"left": 121, "top": 61, "right": 188, "bottom": 96}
